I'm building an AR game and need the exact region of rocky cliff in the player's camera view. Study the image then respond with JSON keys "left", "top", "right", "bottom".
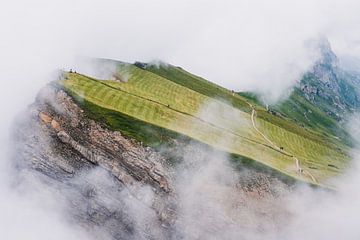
{"left": 10, "top": 83, "right": 292, "bottom": 239}
{"left": 300, "top": 39, "right": 360, "bottom": 121}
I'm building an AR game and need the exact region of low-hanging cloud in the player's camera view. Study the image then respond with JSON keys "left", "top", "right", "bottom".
{"left": 2, "top": 0, "right": 360, "bottom": 100}
{"left": 2, "top": 0, "right": 360, "bottom": 239}
{"left": 165, "top": 103, "right": 360, "bottom": 240}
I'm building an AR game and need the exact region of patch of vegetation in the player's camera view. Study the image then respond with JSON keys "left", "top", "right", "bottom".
{"left": 59, "top": 69, "right": 350, "bottom": 186}
{"left": 144, "top": 63, "right": 252, "bottom": 112}
{"left": 63, "top": 81, "right": 301, "bottom": 184}
{"left": 237, "top": 92, "right": 263, "bottom": 106}
{"left": 256, "top": 117, "right": 349, "bottom": 181}
{"left": 273, "top": 88, "right": 353, "bottom": 147}
{"left": 65, "top": 87, "right": 184, "bottom": 147}
{"left": 145, "top": 63, "right": 338, "bottom": 148}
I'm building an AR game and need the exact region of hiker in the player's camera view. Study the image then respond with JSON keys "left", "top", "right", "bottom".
{"left": 69, "top": 68, "right": 73, "bottom": 73}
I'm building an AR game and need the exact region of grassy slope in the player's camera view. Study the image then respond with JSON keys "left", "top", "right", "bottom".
{"left": 273, "top": 88, "right": 352, "bottom": 145}
{"left": 143, "top": 63, "right": 349, "bottom": 184}
{"left": 147, "top": 64, "right": 346, "bottom": 147}
{"left": 144, "top": 64, "right": 252, "bottom": 112}
{"left": 59, "top": 62, "right": 350, "bottom": 186}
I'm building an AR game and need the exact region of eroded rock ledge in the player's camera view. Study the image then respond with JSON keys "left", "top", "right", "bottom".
{"left": 11, "top": 83, "right": 291, "bottom": 240}
{"left": 12, "top": 84, "right": 177, "bottom": 239}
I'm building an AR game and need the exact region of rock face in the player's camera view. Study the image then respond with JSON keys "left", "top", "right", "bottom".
{"left": 12, "top": 84, "right": 291, "bottom": 239}
{"left": 299, "top": 39, "right": 360, "bottom": 120}
{"left": 12, "top": 84, "right": 176, "bottom": 239}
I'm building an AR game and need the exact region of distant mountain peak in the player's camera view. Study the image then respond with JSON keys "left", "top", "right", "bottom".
{"left": 297, "top": 38, "right": 360, "bottom": 122}
{"left": 316, "top": 38, "right": 339, "bottom": 68}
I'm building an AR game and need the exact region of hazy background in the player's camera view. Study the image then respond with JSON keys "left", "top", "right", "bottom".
{"left": 2, "top": 0, "right": 360, "bottom": 102}
{"left": 2, "top": 0, "right": 360, "bottom": 239}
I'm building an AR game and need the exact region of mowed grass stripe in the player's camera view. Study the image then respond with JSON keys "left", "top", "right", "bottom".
{"left": 105, "top": 66, "right": 267, "bottom": 145}
{"left": 62, "top": 75, "right": 289, "bottom": 151}
{"left": 256, "top": 117, "right": 348, "bottom": 182}
{"left": 61, "top": 72, "right": 347, "bottom": 185}
{"left": 108, "top": 65, "right": 206, "bottom": 115}
{"left": 98, "top": 78, "right": 265, "bottom": 146}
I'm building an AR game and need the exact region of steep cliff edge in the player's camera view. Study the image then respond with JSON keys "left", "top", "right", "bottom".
{"left": 12, "top": 85, "right": 176, "bottom": 239}
{"left": 11, "top": 84, "right": 291, "bottom": 239}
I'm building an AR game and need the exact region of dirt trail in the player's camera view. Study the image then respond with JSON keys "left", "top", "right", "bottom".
{"left": 251, "top": 109, "right": 276, "bottom": 147}
{"left": 246, "top": 102, "right": 317, "bottom": 184}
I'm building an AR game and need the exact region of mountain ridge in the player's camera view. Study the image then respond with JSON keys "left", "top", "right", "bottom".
{"left": 270, "top": 40, "right": 360, "bottom": 147}
{"left": 57, "top": 49, "right": 354, "bottom": 186}
{"left": 11, "top": 45, "right": 359, "bottom": 239}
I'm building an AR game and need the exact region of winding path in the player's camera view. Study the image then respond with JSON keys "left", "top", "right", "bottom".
{"left": 246, "top": 102, "right": 317, "bottom": 184}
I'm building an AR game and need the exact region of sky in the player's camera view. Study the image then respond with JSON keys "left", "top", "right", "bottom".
{"left": 2, "top": 0, "right": 360, "bottom": 103}
{"left": 2, "top": 0, "right": 360, "bottom": 239}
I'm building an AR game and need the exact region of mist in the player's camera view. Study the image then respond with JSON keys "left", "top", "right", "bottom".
{"left": 166, "top": 100, "right": 360, "bottom": 240}
{"left": 2, "top": 0, "right": 360, "bottom": 239}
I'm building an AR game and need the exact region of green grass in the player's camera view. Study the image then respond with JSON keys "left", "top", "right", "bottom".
{"left": 256, "top": 117, "right": 348, "bottom": 181}
{"left": 144, "top": 63, "right": 341, "bottom": 148}
{"left": 237, "top": 92, "right": 263, "bottom": 106}
{"left": 59, "top": 63, "right": 351, "bottom": 186}
{"left": 273, "top": 88, "right": 353, "bottom": 146}
{"left": 63, "top": 86, "right": 184, "bottom": 147}
{"left": 144, "top": 63, "right": 252, "bottom": 112}
{"left": 238, "top": 88, "right": 352, "bottom": 148}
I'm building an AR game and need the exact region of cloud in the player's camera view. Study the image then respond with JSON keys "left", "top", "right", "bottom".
{"left": 2, "top": 0, "right": 360, "bottom": 239}
{"left": 2, "top": 0, "right": 360, "bottom": 101}
{"left": 167, "top": 104, "right": 360, "bottom": 240}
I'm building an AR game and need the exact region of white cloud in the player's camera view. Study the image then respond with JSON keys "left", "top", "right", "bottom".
{"left": 2, "top": 0, "right": 360, "bottom": 102}
{"left": 2, "top": 0, "right": 360, "bottom": 239}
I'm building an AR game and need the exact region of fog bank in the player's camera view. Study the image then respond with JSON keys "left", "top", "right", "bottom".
{"left": 2, "top": 0, "right": 360, "bottom": 239}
